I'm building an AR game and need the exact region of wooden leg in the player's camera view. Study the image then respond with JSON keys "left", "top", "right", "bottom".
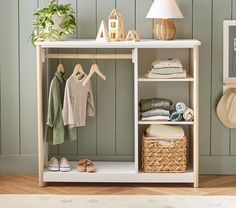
{"left": 193, "top": 46, "right": 199, "bottom": 188}
{"left": 37, "top": 45, "right": 45, "bottom": 187}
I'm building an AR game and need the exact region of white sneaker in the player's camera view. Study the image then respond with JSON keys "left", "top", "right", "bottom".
{"left": 48, "top": 157, "right": 59, "bottom": 171}
{"left": 60, "top": 157, "right": 71, "bottom": 172}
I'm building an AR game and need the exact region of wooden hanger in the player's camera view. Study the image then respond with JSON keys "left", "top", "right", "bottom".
{"left": 83, "top": 64, "right": 106, "bottom": 86}
{"left": 72, "top": 63, "right": 85, "bottom": 76}
{"left": 56, "top": 63, "right": 65, "bottom": 74}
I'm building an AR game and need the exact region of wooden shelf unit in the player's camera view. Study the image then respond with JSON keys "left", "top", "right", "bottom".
{"left": 36, "top": 39, "right": 200, "bottom": 187}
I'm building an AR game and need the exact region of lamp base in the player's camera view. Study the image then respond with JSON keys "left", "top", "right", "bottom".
{"left": 155, "top": 19, "right": 176, "bottom": 40}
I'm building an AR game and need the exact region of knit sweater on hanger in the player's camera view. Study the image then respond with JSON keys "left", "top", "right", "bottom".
{"left": 62, "top": 74, "right": 95, "bottom": 128}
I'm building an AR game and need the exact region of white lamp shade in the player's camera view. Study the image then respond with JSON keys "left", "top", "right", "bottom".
{"left": 146, "top": 0, "right": 184, "bottom": 19}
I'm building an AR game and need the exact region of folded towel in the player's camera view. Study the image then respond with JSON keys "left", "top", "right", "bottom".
{"left": 145, "top": 70, "right": 187, "bottom": 79}
{"left": 141, "top": 108, "right": 170, "bottom": 118}
{"left": 151, "top": 67, "right": 184, "bottom": 75}
{"left": 183, "top": 107, "right": 194, "bottom": 121}
{"left": 142, "top": 115, "right": 170, "bottom": 121}
{"left": 170, "top": 111, "right": 183, "bottom": 121}
{"left": 152, "top": 58, "right": 183, "bottom": 69}
{"left": 175, "top": 102, "right": 186, "bottom": 114}
{"left": 146, "top": 124, "right": 185, "bottom": 138}
{"left": 139, "top": 98, "right": 173, "bottom": 112}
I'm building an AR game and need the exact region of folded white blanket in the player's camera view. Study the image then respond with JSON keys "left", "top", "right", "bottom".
{"left": 141, "top": 108, "right": 170, "bottom": 117}
{"left": 142, "top": 116, "right": 170, "bottom": 121}
{"left": 151, "top": 67, "right": 184, "bottom": 75}
{"left": 146, "top": 124, "right": 185, "bottom": 138}
{"left": 152, "top": 58, "right": 182, "bottom": 69}
{"left": 144, "top": 70, "right": 187, "bottom": 79}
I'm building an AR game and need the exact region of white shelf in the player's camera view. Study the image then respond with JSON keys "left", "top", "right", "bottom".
{"left": 138, "top": 120, "right": 194, "bottom": 125}
{"left": 36, "top": 39, "right": 201, "bottom": 49}
{"left": 44, "top": 162, "right": 135, "bottom": 182}
{"left": 44, "top": 161, "right": 194, "bottom": 183}
{"left": 138, "top": 75, "right": 194, "bottom": 82}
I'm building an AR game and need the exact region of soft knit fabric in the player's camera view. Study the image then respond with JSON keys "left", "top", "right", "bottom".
{"left": 151, "top": 67, "right": 184, "bottom": 75}
{"left": 141, "top": 108, "right": 170, "bottom": 118}
{"left": 62, "top": 74, "right": 95, "bottom": 128}
{"left": 146, "top": 124, "right": 185, "bottom": 138}
{"left": 139, "top": 98, "right": 173, "bottom": 112}
{"left": 141, "top": 115, "right": 170, "bottom": 121}
{"left": 152, "top": 58, "right": 182, "bottom": 69}
{"left": 144, "top": 70, "right": 187, "bottom": 79}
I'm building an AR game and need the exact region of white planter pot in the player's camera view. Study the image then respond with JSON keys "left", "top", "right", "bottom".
{"left": 52, "top": 14, "right": 66, "bottom": 32}
{"left": 46, "top": 14, "right": 68, "bottom": 40}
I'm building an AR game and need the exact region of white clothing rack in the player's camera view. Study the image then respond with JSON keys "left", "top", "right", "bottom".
{"left": 36, "top": 39, "right": 201, "bottom": 188}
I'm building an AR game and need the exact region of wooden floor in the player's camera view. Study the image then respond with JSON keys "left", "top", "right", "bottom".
{"left": 0, "top": 175, "right": 236, "bottom": 195}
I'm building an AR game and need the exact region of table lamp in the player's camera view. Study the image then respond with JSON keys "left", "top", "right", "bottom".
{"left": 146, "top": 0, "right": 183, "bottom": 40}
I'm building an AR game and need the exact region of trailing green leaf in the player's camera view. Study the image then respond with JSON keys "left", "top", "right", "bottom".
{"left": 30, "top": 0, "right": 76, "bottom": 46}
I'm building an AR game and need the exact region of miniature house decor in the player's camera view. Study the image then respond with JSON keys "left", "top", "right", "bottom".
{"left": 96, "top": 20, "right": 110, "bottom": 42}
{"left": 108, "top": 9, "right": 125, "bottom": 41}
{"left": 146, "top": 0, "right": 184, "bottom": 40}
{"left": 126, "top": 30, "right": 141, "bottom": 42}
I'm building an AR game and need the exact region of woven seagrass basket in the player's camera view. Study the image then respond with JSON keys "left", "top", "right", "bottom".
{"left": 142, "top": 135, "right": 187, "bottom": 173}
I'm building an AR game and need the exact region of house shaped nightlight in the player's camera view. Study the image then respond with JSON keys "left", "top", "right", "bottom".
{"left": 108, "top": 9, "right": 125, "bottom": 41}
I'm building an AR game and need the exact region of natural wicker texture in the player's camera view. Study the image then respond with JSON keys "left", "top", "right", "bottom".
{"left": 142, "top": 135, "right": 187, "bottom": 173}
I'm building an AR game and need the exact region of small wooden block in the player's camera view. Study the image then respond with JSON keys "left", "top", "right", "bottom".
{"left": 96, "top": 20, "right": 110, "bottom": 42}
{"left": 125, "top": 30, "right": 141, "bottom": 42}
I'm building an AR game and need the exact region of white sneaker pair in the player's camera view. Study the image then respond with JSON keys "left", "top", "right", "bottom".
{"left": 48, "top": 157, "right": 71, "bottom": 172}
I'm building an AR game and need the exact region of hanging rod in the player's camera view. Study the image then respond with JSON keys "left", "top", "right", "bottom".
{"left": 45, "top": 53, "right": 132, "bottom": 60}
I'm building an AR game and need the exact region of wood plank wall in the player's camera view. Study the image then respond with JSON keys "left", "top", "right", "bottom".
{"left": 0, "top": 0, "right": 236, "bottom": 174}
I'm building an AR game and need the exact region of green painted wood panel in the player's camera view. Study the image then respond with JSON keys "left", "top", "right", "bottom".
{"left": 136, "top": 0, "right": 153, "bottom": 38}
{"left": 57, "top": 0, "right": 78, "bottom": 156}
{"left": 2, "top": 0, "right": 236, "bottom": 173}
{"left": 19, "top": 0, "right": 38, "bottom": 155}
{"left": 175, "top": 0, "right": 192, "bottom": 39}
{"left": 200, "top": 156, "right": 236, "bottom": 174}
{"left": 211, "top": 0, "right": 231, "bottom": 155}
{"left": 77, "top": 0, "right": 97, "bottom": 156}
{"left": 38, "top": 0, "right": 59, "bottom": 157}
{"left": 193, "top": 0, "right": 212, "bottom": 155}
{"left": 230, "top": 0, "right": 236, "bottom": 156}
{"left": 115, "top": 0, "right": 135, "bottom": 156}
{"left": 96, "top": 0, "right": 116, "bottom": 155}
{"left": 0, "top": 0, "right": 20, "bottom": 155}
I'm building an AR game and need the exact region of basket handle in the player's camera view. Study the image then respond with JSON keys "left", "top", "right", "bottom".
{"left": 156, "top": 139, "right": 173, "bottom": 147}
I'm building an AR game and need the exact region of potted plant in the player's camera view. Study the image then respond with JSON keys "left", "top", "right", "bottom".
{"left": 30, "top": 0, "right": 76, "bottom": 45}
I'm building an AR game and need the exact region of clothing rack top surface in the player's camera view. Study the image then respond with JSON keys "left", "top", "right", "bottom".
{"left": 35, "top": 39, "right": 201, "bottom": 49}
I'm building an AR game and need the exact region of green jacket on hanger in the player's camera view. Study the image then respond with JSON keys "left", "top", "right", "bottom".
{"left": 46, "top": 72, "right": 77, "bottom": 145}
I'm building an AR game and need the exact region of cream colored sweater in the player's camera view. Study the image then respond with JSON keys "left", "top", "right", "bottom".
{"left": 62, "top": 74, "right": 95, "bottom": 128}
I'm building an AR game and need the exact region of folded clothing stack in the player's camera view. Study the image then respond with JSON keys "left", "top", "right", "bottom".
{"left": 139, "top": 98, "right": 173, "bottom": 121}
{"left": 144, "top": 58, "right": 187, "bottom": 79}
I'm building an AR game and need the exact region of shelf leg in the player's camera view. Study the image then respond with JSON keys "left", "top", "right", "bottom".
{"left": 133, "top": 48, "right": 139, "bottom": 173}
{"left": 37, "top": 45, "right": 45, "bottom": 187}
{"left": 193, "top": 46, "right": 199, "bottom": 188}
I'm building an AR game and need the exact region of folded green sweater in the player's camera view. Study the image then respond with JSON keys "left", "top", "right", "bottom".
{"left": 139, "top": 98, "right": 173, "bottom": 112}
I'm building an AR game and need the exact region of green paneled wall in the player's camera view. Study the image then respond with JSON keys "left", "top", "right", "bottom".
{"left": 0, "top": 0, "right": 236, "bottom": 174}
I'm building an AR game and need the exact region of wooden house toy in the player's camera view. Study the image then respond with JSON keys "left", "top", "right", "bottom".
{"left": 108, "top": 9, "right": 125, "bottom": 41}
{"left": 96, "top": 20, "right": 110, "bottom": 42}
{"left": 126, "top": 30, "right": 141, "bottom": 42}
